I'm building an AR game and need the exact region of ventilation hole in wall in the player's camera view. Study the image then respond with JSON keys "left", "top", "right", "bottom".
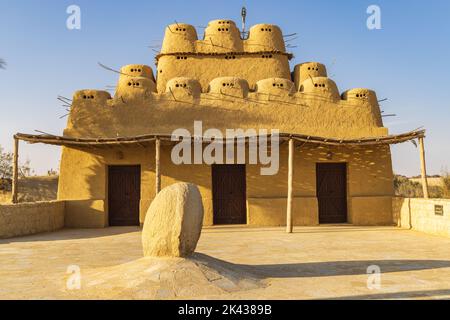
{"left": 222, "top": 83, "right": 226, "bottom": 86}
{"left": 83, "top": 95, "right": 87, "bottom": 99}
{"left": 160, "top": 70, "right": 162, "bottom": 73}
{"left": 261, "top": 28, "right": 264, "bottom": 31}
{"left": 314, "top": 84, "right": 318, "bottom": 87}
{"left": 91, "top": 95, "right": 94, "bottom": 99}
{"left": 280, "top": 84, "right": 284, "bottom": 87}
{"left": 175, "top": 84, "right": 179, "bottom": 87}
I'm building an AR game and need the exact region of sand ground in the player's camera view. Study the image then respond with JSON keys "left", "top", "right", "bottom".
{"left": 0, "top": 225, "right": 449, "bottom": 300}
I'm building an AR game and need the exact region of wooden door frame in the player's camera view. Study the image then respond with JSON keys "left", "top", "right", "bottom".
{"left": 211, "top": 164, "right": 248, "bottom": 225}
{"left": 106, "top": 164, "right": 141, "bottom": 227}
{"left": 316, "top": 162, "right": 348, "bottom": 224}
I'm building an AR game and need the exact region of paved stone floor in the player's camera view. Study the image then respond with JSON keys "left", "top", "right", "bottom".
{"left": 0, "top": 225, "right": 449, "bottom": 299}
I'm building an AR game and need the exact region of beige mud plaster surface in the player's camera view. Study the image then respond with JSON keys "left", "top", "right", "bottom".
{"left": 66, "top": 92, "right": 386, "bottom": 139}
{"left": 142, "top": 183, "right": 204, "bottom": 257}
{"left": 1, "top": 226, "right": 449, "bottom": 299}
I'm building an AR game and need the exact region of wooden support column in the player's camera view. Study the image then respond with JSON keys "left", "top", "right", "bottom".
{"left": 286, "top": 138, "right": 294, "bottom": 233}
{"left": 11, "top": 137, "right": 19, "bottom": 204}
{"left": 418, "top": 137, "right": 429, "bottom": 199}
{"left": 155, "top": 138, "right": 161, "bottom": 195}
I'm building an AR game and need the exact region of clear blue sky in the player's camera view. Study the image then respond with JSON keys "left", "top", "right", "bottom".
{"left": 0, "top": 0, "right": 449, "bottom": 176}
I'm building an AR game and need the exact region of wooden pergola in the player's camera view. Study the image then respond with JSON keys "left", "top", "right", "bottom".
{"left": 12, "top": 129, "right": 428, "bottom": 233}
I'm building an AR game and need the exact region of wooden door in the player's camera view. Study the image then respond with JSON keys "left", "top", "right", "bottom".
{"left": 316, "top": 163, "right": 347, "bottom": 223}
{"left": 212, "top": 164, "right": 247, "bottom": 225}
{"left": 108, "top": 165, "right": 141, "bottom": 226}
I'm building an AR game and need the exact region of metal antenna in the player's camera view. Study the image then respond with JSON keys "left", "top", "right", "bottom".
{"left": 241, "top": 6, "right": 248, "bottom": 39}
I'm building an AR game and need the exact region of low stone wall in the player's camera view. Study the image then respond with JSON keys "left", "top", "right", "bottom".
{"left": 393, "top": 197, "right": 450, "bottom": 237}
{"left": 0, "top": 201, "right": 65, "bottom": 239}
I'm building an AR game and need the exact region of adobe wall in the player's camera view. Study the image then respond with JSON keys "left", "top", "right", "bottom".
{"left": 156, "top": 54, "right": 291, "bottom": 92}
{"left": 0, "top": 201, "right": 65, "bottom": 238}
{"left": 65, "top": 84, "right": 387, "bottom": 140}
{"left": 393, "top": 197, "right": 450, "bottom": 237}
{"left": 57, "top": 142, "right": 394, "bottom": 227}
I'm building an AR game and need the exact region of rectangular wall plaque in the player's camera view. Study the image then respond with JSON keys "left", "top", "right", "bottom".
{"left": 435, "top": 205, "right": 444, "bottom": 216}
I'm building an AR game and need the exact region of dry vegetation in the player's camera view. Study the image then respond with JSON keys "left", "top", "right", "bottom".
{"left": 394, "top": 173, "right": 450, "bottom": 199}
{"left": 0, "top": 176, "right": 58, "bottom": 204}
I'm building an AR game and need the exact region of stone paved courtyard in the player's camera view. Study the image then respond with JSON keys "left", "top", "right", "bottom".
{"left": 0, "top": 225, "right": 449, "bottom": 299}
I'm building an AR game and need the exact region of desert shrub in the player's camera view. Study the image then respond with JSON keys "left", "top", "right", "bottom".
{"left": 442, "top": 171, "right": 450, "bottom": 199}
{"left": 394, "top": 175, "right": 423, "bottom": 197}
{"left": 394, "top": 174, "right": 446, "bottom": 198}
{"left": 429, "top": 185, "right": 443, "bottom": 198}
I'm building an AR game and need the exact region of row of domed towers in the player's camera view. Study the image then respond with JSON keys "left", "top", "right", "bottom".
{"left": 74, "top": 19, "right": 380, "bottom": 109}
{"left": 109, "top": 62, "right": 378, "bottom": 105}
{"left": 160, "top": 19, "right": 286, "bottom": 53}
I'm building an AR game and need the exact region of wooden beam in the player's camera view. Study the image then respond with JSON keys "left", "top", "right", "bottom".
{"left": 418, "top": 137, "right": 429, "bottom": 199}
{"left": 155, "top": 138, "right": 161, "bottom": 195}
{"left": 11, "top": 138, "right": 19, "bottom": 204}
{"left": 286, "top": 138, "right": 294, "bottom": 233}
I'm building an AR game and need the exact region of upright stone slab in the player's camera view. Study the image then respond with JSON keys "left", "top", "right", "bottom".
{"left": 142, "top": 183, "right": 204, "bottom": 257}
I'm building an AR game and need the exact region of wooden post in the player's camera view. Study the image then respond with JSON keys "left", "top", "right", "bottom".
{"left": 286, "top": 138, "right": 294, "bottom": 233}
{"left": 11, "top": 137, "right": 19, "bottom": 204}
{"left": 418, "top": 137, "right": 429, "bottom": 199}
{"left": 155, "top": 138, "right": 161, "bottom": 195}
